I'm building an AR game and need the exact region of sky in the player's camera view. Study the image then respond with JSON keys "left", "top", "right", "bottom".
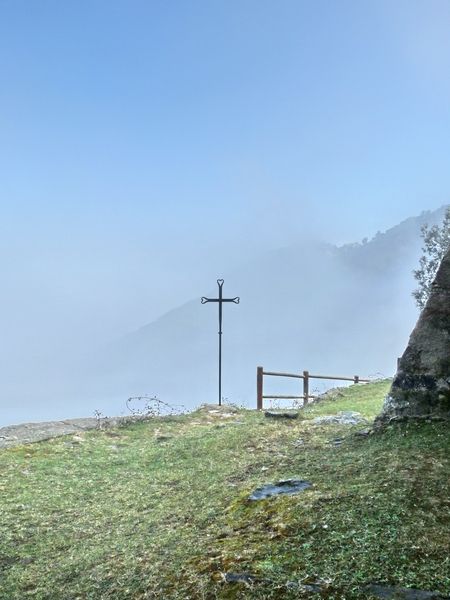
{"left": 0, "top": 1, "right": 450, "bottom": 416}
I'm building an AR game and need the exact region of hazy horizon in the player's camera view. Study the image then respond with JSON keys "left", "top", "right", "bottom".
{"left": 1, "top": 205, "right": 447, "bottom": 427}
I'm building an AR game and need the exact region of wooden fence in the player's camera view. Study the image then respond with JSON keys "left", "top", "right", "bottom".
{"left": 256, "top": 366, "right": 370, "bottom": 410}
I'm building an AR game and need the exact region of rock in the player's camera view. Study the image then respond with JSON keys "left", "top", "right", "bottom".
{"left": 200, "top": 404, "right": 238, "bottom": 415}
{"left": 286, "top": 578, "right": 331, "bottom": 594}
{"left": 249, "top": 479, "right": 312, "bottom": 501}
{"left": 298, "top": 583, "right": 323, "bottom": 593}
{"left": 354, "top": 428, "right": 371, "bottom": 437}
{"left": 365, "top": 584, "right": 449, "bottom": 599}
{"left": 314, "top": 388, "right": 345, "bottom": 403}
{"left": 329, "top": 437, "right": 345, "bottom": 446}
{"left": 312, "top": 411, "right": 367, "bottom": 425}
{"left": 264, "top": 411, "right": 299, "bottom": 419}
{"left": 293, "top": 438, "right": 305, "bottom": 447}
{"left": 286, "top": 582, "right": 323, "bottom": 593}
{"left": 222, "top": 572, "right": 257, "bottom": 585}
{"left": 0, "top": 415, "right": 148, "bottom": 449}
{"left": 377, "top": 248, "right": 450, "bottom": 424}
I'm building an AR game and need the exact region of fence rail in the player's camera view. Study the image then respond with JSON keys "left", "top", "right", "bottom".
{"left": 256, "top": 366, "right": 370, "bottom": 410}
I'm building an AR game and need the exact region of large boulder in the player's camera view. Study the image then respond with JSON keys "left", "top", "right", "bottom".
{"left": 377, "top": 248, "right": 450, "bottom": 423}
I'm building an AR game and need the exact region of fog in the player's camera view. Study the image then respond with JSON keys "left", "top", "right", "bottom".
{"left": 0, "top": 205, "right": 446, "bottom": 427}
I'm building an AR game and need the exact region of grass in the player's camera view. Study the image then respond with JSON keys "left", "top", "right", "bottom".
{"left": 0, "top": 380, "right": 449, "bottom": 599}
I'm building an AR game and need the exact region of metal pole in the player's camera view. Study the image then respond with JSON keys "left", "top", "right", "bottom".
{"left": 218, "top": 280, "right": 223, "bottom": 406}
{"left": 201, "top": 279, "right": 239, "bottom": 406}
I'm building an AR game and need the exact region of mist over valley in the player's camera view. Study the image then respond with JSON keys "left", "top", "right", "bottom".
{"left": 1, "top": 206, "right": 446, "bottom": 427}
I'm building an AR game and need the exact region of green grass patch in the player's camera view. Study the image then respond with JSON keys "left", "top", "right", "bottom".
{"left": 0, "top": 380, "right": 449, "bottom": 599}
{"left": 303, "top": 379, "right": 391, "bottom": 420}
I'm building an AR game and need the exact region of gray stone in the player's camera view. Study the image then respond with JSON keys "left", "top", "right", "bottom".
{"left": 293, "top": 438, "right": 305, "bottom": 447}
{"left": 0, "top": 415, "right": 147, "bottom": 449}
{"left": 314, "top": 388, "right": 345, "bottom": 403}
{"left": 249, "top": 479, "right": 312, "bottom": 501}
{"left": 285, "top": 579, "right": 330, "bottom": 594}
{"left": 223, "top": 572, "right": 257, "bottom": 585}
{"left": 365, "top": 584, "right": 449, "bottom": 599}
{"left": 200, "top": 404, "right": 238, "bottom": 415}
{"left": 377, "top": 248, "right": 450, "bottom": 423}
{"left": 312, "top": 411, "right": 367, "bottom": 425}
{"left": 354, "top": 428, "right": 371, "bottom": 437}
{"left": 329, "top": 437, "right": 345, "bottom": 446}
{"left": 264, "top": 411, "right": 299, "bottom": 419}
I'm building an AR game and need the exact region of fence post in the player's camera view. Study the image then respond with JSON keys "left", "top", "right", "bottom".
{"left": 303, "top": 370, "right": 309, "bottom": 404}
{"left": 354, "top": 375, "right": 359, "bottom": 384}
{"left": 257, "top": 366, "right": 264, "bottom": 410}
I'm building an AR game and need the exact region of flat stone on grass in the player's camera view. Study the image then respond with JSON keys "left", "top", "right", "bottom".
{"left": 312, "top": 411, "right": 367, "bottom": 426}
{"left": 365, "top": 584, "right": 449, "bottom": 599}
{"left": 265, "top": 411, "right": 299, "bottom": 419}
{"left": 222, "top": 572, "right": 258, "bottom": 585}
{"left": 249, "top": 479, "right": 312, "bottom": 501}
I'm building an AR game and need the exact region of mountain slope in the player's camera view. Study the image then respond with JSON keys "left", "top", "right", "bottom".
{"left": 90, "top": 206, "right": 447, "bottom": 412}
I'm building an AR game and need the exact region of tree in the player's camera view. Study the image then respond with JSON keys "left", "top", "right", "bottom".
{"left": 412, "top": 206, "right": 450, "bottom": 310}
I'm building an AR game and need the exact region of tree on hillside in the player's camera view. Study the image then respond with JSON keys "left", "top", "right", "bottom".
{"left": 412, "top": 206, "right": 450, "bottom": 310}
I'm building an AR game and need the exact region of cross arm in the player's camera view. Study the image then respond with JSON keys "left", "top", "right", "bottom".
{"left": 201, "top": 297, "right": 240, "bottom": 304}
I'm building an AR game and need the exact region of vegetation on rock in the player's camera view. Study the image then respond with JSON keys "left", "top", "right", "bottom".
{"left": 413, "top": 206, "right": 450, "bottom": 310}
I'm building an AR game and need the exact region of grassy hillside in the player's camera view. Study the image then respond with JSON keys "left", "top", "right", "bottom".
{"left": 1, "top": 381, "right": 449, "bottom": 599}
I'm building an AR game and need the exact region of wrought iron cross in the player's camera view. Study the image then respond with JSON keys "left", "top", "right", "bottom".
{"left": 201, "top": 279, "right": 240, "bottom": 406}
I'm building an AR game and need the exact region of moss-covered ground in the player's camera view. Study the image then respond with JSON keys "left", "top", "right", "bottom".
{"left": 0, "top": 380, "right": 449, "bottom": 599}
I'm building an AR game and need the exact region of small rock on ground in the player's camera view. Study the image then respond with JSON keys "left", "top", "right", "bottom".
{"left": 354, "top": 428, "right": 372, "bottom": 437}
{"left": 286, "top": 578, "right": 331, "bottom": 593}
{"left": 365, "top": 584, "right": 449, "bottom": 599}
{"left": 222, "top": 572, "right": 258, "bottom": 585}
{"left": 312, "top": 411, "right": 367, "bottom": 426}
{"left": 329, "top": 437, "right": 345, "bottom": 446}
{"left": 265, "top": 411, "right": 299, "bottom": 419}
{"left": 0, "top": 416, "right": 145, "bottom": 449}
{"left": 249, "top": 479, "right": 312, "bottom": 501}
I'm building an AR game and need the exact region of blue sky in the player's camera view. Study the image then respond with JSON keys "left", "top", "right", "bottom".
{"left": 1, "top": 0, "right": 450, "bottom": 338}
